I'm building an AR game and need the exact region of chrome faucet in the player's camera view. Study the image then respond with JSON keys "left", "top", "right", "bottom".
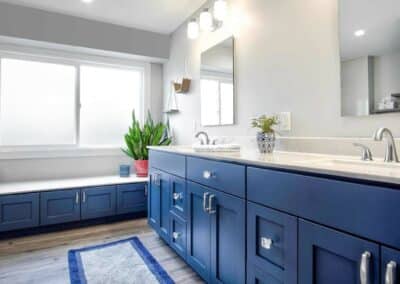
{"left": 373, "top": 128, "right": 399, "bottom": 162}
{"left": 195, "top": 131, "right": 210, "bottom": 145}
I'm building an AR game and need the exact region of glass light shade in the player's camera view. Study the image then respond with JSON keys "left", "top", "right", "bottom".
{"left": 214, "top": 0, "right": 227, "bottom": 21}
{"left": 187, "top": 19, "right": 199, "bottom": 39}
{"left": 200, "top": 8, "right": 213, "bottom": 31}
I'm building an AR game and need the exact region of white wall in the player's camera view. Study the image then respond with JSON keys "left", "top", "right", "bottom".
{"left": 164, "top": 0, "right": 400, "bottom": 145}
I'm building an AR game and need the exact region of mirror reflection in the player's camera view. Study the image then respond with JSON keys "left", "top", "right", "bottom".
{"left": 200, "top": 37, "right": 234, "bottom": 126}
{"left": 340, "top": 0, "right": 400, "bottom": 116}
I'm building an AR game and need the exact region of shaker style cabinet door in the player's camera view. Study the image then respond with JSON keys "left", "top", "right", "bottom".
{"left": 116, "top": 183, "right": 146, "bottom": 214}
{"left": 81, "top": 186, "right": 116, "bottom": 220}
{"left": 299, "top": 219, "right": 380, "bottom": 284}
{"left": 40, "top": 189, "right": 81, "bottom": 226}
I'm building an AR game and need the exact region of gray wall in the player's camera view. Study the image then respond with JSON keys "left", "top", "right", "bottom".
{"left": 164, "top": 0, "right": 400, "bottom": 145}
{"left": 0, "top": 2, "right": 170, "bottom": 59}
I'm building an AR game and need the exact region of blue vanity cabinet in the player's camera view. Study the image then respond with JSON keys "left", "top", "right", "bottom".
{"left": 40, "top": 189, "right": 81, "bottom": 226}
{"left": 81, "top": 185, "right": 117, "bottom": 220}
{"left": 299, "top": 219, "right": 380, "bottom": 284}
{"left": 381, "top": 247, "right": 400, "bottom": 284}
{"left": 186, "top": 181, "right": 212, "bottom": 282}
{"left": 0, "top": 193, "right": 39, "bottom": 232}
{"left": 148, "top": 169, "right": 171, "bottom": 242}
{"left": 116, "top": 183, "right": 147, "bottom": 214}
{"left": 210, "top": 188, "right": 245, "bottom": 284}
{"left": 247, "top": 202, "right": 297, "bottom": 284}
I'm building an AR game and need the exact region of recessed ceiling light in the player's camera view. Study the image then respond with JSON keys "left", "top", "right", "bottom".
{"left": 354, "top": 29, "right": 366, "bottom": 37}
{"left": 81, "top": 0, "right": 94, "bottom": 4}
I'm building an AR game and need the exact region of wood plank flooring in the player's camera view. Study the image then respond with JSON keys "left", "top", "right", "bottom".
{"left": 0, "top": 218, "right": 203, "bottom": 284}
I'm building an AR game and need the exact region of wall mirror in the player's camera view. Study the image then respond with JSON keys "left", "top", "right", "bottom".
{"left": 200, "top": 37, "right": 234, "bottom": 126}
{"left": 340, "top": 0, "right": 400, "bottom": 116}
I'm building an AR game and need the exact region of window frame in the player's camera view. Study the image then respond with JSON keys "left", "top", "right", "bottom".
{"left": 0, "top": 44, "right": 150, "bottom": 158}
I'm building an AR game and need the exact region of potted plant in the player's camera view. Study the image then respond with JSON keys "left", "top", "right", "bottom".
{"left": 122, "top": 111, "right": 171, "bottom": 177}
{"left": 251, "top": 115, "right": 279, "bottom": 153}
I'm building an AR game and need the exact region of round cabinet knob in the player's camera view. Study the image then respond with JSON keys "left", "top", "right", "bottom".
{"left": 203, "top": 170, "right": 214, "bottom": 179}
{"left": 261, "top": 237, "right": 273, "bottom": 250}
{"left": 172, "top": 232, "right": 181, "bottom": 240}
{"left": 173, "top": 192, "right": 183, "bottom": 201}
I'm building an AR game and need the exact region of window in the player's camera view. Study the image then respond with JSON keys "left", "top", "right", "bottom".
{"left": 0, "top": 54, "right": 145, "bottom": 150}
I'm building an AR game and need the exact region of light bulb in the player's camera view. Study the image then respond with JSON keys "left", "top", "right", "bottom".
{"left": 214, "top": 0, "right": 227, "bottom": 21}
{"left": 187, "top": 19, "right": 199, "bottom": 39}
{"left": 200, "top": 8, "right": 214, "bottom": 31}
{"left": 354, "top": 29, "right": 366, "bottom": 37}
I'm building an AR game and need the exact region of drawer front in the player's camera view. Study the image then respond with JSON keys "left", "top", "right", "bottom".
{"left": 0, "top": 193, "right": 39, "bottom": 232}
{"left": 248, "top": 166, "right": 400, "bottom": 249}
{"left": 169, "top": 212, "right": 187, "bottom": 259}
{"left": 170, "top": 176, "right": 186, "bottom": 218}
{"left": 117, "top": 183, "right": 146, "bottom": 214}
{"left": 40, "top": 189, "right": 81, "bottom": 226}
{"left": 149, "top": 150, "right": 186, "bottom": 178}
{"left": 247, "top": 202, "right": 297, "bottom": 284}
{"left": 187, "top": 157, "right": 245, "bottom": 198}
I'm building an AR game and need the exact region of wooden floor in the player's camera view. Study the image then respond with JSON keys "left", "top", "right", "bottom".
{"left": 0, "top": 218, "right": 203, "bottom": 284}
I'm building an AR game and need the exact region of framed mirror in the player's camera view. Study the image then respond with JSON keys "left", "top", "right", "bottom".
{"left": 200, "top": 37, "right": 234, "bottom": 126}
{"left": 340, "top": 0, "right": 400, "bottom": 116}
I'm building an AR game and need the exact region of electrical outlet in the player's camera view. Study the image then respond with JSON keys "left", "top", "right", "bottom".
{"left": 277, "top": 112, "right": 291, "bottom": 131}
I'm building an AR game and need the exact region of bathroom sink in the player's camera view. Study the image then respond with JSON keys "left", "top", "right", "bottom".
{"left": 192, "top": 144, "right": 241, "bottom": 152}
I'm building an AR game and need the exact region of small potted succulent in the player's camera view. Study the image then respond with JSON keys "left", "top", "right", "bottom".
{"left": 122, "top": 111, "right": 171, "bottom": 177}
{"left": 251, "top": 115, "right": 279, "bottom": 153}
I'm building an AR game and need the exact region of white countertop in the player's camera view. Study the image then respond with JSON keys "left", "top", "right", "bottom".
{"left": 0, "top": 175, "right": 148, "bottom": 195}
{"left": 149, "top": 146, "right": 400, "bottom": 186}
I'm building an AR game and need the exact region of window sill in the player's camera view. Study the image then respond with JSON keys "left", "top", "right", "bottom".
{"left": 0, "top": 146, "right": 126, "bottom": 160}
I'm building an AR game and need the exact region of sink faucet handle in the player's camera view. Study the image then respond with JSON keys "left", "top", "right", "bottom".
{"left": 353, "top": 143, "right": 373, "bottom": 161}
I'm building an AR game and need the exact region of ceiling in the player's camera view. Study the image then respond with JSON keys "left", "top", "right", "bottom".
{"left": 340, "top": 0, "right": 400, "bottom": 60}
{"left": 0, "top": 0, "right": 206, "bottom": 34}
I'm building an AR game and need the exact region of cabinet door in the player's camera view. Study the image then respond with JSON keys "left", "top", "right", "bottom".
{"left": 170, "top": 175, "right": 186, "bottom": 218}
{"left": 247, "top": 202, "right": 297, "bottom": 284}
{"left": 117, "top": 183, "right": 146, "bottom": 214}
{"left": 40, "top": 189, "right": 81, "bottom": 226}
{"left": 148, "top": 170, "right": 170, "bottom": 241}
{"left": 170, "top": 212, "right": 187, "bottom": 260}
{"left": 187, "top": 181, "right": 212, "bottom": 282}
{"left": 0, "top": 193, "right": 39, "bottom": 232}
{"left": 81, "top": 186, "right": 116, "bottom": 220}
{"left": 381, "top": 247, "right": 400, "bottom": 284}
{"left": 210, "top": 190, "right": 245, "bottom": 284}
{"left": 299, "top": 219, "right": 380, "bottom": 284}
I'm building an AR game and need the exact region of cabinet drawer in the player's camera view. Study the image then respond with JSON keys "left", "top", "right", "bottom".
{"left": 170, "top": 176, "right": 186, "bottom": 218}
{"left": 248, "top": 166, "right": 400, "bottom": 249}
{"left": 0, "top": 193, "right": 39, "bottom": 232}
{"left": 117, "top": 183, "right": 146, "bottom": 214}
{"left": 247, "top": 202, "right": 297, "bottom": 284}
{"left": 170, "top": 212, "right": 187, "bottom": 260}
{"left": 187, "top": 157, "right": 245, "bottom": 198}
{"left": 149, "top": 150, "right": 186, "bottom": 178}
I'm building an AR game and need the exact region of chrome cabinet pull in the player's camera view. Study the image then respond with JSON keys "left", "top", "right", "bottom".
{"left": 360, "top": 251, "right": 371, "bottom": 284}
{"left": 153, "top": 173, "right": 161, "bottom": 186}
{"left": 261, "top": 237, "right": 273, "bottom": 250}
{"left": 173, "top": 192, "right": 183, "bottom": 201}
{"left": 208, "top": 194, "right": 216, "bottom": 214}
{"left": 203, "top": 170, "right": 215, "bottom": 179}
{"left": 203, "top": 192, "right": 210, "bottom": 212}
{"left": 75, "top": 192, "right": 79, "bottom": 204}
{"left": 144, "top": 184, "right": 148, "bottom": 197}
{"left": 385, "top": 261, "right": 397, "bottom": 284}
{"left": 172, "top": 232, "right": 181, "bottom": 240}
{"left": 82, "top": 192, "right": 86, "bottom": 203}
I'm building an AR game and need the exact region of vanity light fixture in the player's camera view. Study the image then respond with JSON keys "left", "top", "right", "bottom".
{"left": 200, "top": 8, "right": 214, "bottom": 32}
{"left": 214, "top": 0, "right": 227, "bottom": 21}
{"left": 187, "top": 19, "right": 199, "bottom": 39}
{"left": 354, "top": 29, "right": 366, "bottom": 37}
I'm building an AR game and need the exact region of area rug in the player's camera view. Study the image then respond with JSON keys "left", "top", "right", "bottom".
{"left": 68, "top": 236, "right": 174, "bottom": 284}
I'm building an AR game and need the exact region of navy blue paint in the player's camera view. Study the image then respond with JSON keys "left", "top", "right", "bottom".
{"left": 186, "top": 181, "right": 212, "bottom": 282}
{"left": 149, "top": 150, "right": 186, "bottom": 178}
{"left": 169, "top": 175, "right": 186, "bottom": 218}
{"left": 381, "top": 246, "right": 400, "bottom": 284}
{"left": 116, "top": 183, "right": 146, "bottom": 214}
{"left": 187, "top": 157, "right": 245, "bottom": 198}
{"left": 247, "top": 202, "right": 297, "bottom": 284}
{"left": 40, "top": 189, "right": 81, "bottom": 226}
{"left": 248, "top": 166, "right": 400, "bottom": 249}
{"left": 299, "top": 219, "right": 380, "bottom": 284}
{"left": 68, "top": 236, "right": 174, "bottom": 284}
{"left": 0, "top": 193, "right": 39, "bottom": 232}
{"left": 210, "top": 189, "right": 245, "bottom": 284}
{"left": 247, "top": 263, "right": 283, "bottom": 284}
{"left": 169, "top": 211, "right": 187, "bottom": 260}
{"left": 81, "top": 186, "right": 116, "bottom": 220}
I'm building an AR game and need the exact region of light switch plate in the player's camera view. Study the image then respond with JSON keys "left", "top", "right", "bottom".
{"left": 277, "top": 112, "right": 291, "bottom": 131}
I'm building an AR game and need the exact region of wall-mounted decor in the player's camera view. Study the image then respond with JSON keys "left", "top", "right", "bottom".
{"left": 173, "top": 78, "right": 191, "bottom": 94}
{"left": 164, "top": 81, "right": 179, "bottom": 114}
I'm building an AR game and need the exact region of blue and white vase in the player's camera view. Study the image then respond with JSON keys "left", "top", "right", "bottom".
{"left": 256, "top": 132, "right": 275, "bottom": 153}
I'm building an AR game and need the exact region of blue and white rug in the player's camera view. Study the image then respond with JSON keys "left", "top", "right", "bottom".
{"left": 68, "top": 236, "right": 174, "bottom": 284}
